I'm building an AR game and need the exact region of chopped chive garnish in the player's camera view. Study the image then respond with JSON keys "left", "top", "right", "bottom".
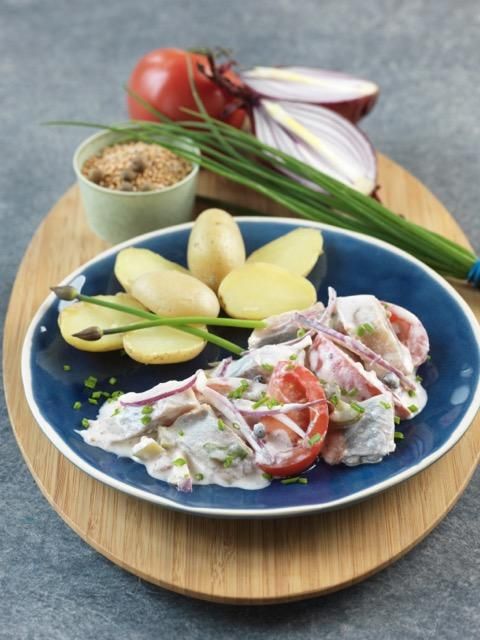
{"left": 262, "top": 472, "right": 272, "bottom": 480}
{"left": 223, "top": 455, "right": 234, "bottom": 468}
{"left": 101, "top": 391, "right": 110, "bottom": 398}
{"left": 217, "top": 419, "right": 226, "bottom": 431}
{"left": 350, "top": 402, "right": 365, "bottom": 414}
{"left": 173, "top": 458, "right": 187, "bottom": 466}
{"left": 329, "top": 394, "right": 339, "bottom": 407}
{"left": 318, "top": 378, "right": 327, "bottom": 385}
{"left": 194, "top": 473, "right": 204, "bottom": 481}
{"left": 109, "top": 377, "right": 117, "bottom": 385}
{"left": 308, "top": 433, "right": 322, "bottom": 446}
{"left": 141, "top": 405, "right": 154, "bottom": 415}
{"left": 289, "top": 353, "right": 297, "bottom": 361}
{"left": 408, "top": 404, "right": 419, "bottom": 413}
{"left": 228, "top": 379, "right": 250, "bottom": 399}
{"left": 426, "top": 355, "right": 432, "bottom": 361}
{"left": 347, "top": 388, "right": 358, "bottom": 397}
{"left": 110, "top": 390, "right": 124, "bottom": 400}
{"left": 261, "top": 363, "right": 274, "bottom": 373}
{"left": 252, "top": 392, "right": 280, "bottom": 409}
{"left": 88, "top": 398, "right": 98, "bottom": 405}
{"left": 91, "top": 390, "right": 102, "bottom": 399}
{"left": 408, "top": 390, "right": 416, "bottom": 397}
{"left": 394, "top": 416, "right": 401, "bottom": 424}
{"left": 296, "top": 328, "right": 307, "bottom": 338}
{"left": 112, "top": 407, "right": 121, "bottom": 417}
{"left": 81, "top": 418, "right": 89, "bottom": 428}
{"left": 73, "top": 401, "right": 82, "bottom": 410}
{"left": 84, "top": 376, "right": 97, "bottom": 389}
{"left": 281, "top": 477, "right": 300, "bottom": 485}
{"left": 63, "top": 364, "right": 71, "bottom": 371}
{"left": 298, "top": 477, "right": 308, "bottom": 485}
{"left": 356, "top": 322, "right": 374, "bottom": 337}
{"left": 394, "top": 431, "right": 405, "bottom": 440}
{"left": 380, "top": 401, "right": 392, "bottom": 410}
{"left": 178, "top": 430, "right": 185, "bottom": 437}
{"left": 415, "top": 375, "right": 423, "bottom": 383}
{"left": 141, "top": 415, "right": 151, "bottom": 425}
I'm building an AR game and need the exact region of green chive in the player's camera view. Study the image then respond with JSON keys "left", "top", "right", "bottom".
{"left": 91, "top": 390, "right": 102, "bottom": 399}
{"left": 178, "top": 430, "right": 185, "bottom": 437}
{"left": 415, "top": 375, "right": 423, "bottom": 383}
{"left": 228, "top": 379, "right": 250, "bottom": 399}
{"left": 394, "top": 416, "right": 401, "bottom": 425}
{"left": 394, "top": 431, "right": 405, "bottom": 440}
{"left": 173, "top": 458, "right": 187, "bottom": 466}
{"left": 73, "top": 401, "right": 82, "bottom": 410}
{"left": 63, "top": 364, "right": 71, "bottom": 371}
{"left": 223, "top": 455, "right": 234, "bottom": 468}
{"left": 350, "top": 402, "right": 365, "bottom": 414}
{"left": 281, "top": 477, "right": 300, "bottom": 485}
{"left": 308, "top": 433, "right": 322, "bottom": 446}
{"left": 88, "top": 398, "right": 98, "bottom": 405}
{"left": 329, "top": 394, "right": 339, "bottom": 407}
{"left": 408, "top": 404, "right": 419, "bottom": 413}
{"left": 112, "top": 407, "right": 121, "bottom": 417}
{"left": 261, "top": 363, "right": 274, "bottom": 373}
{"left": 217, "top": 419, "right": 226, "bottom": 431}
{"left": 84, "top": 376, "right": 97, "bottom": 389}
{"left": 408, "top": 390, "right": 416, "bottom": 397}
{"left": 380, "top": 401, "right": 392, "bottom": 410}
{"left": 356, "top": 322, "right": 374, "bottom": 337}
{"left": 141, "top": 415, "right": 151, "bottom": 425}
{"left": 297, "top": 328, "right": 307, "bottom": 338}
{"left": 109, "top": 377, "right": 117, "bottom": 385}
{"left": 289, "top": 353, "right": 297, "bottom": 361}
{"left": 298, "top": 477, "right": 308, "bottom": 485}
{"left": 141, "top": 405, "right": 154, "bottom": 415}
{"left": 262, "top": 472, "right": 273, "bottom": 480}
{"left": 194, "top": 473, "right": 204, "bottom": 481}
{"left": 81, "top": 418, "right": 89, "bottom": 428}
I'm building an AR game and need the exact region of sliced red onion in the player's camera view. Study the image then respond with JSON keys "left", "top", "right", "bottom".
{"left": 319, "top": 286, "right": 337, "bottom": 325}
{"left": 120, "top": 372, "right": 199, "bottom": 407}
{"left": 241, "top": 66, "right": 379, "bottom": 123}
{"left": 296, "top": 313, "right": 416, "bottom": 391}
{"left": 235, "top": 398, "right": 327, "bottom": 421}
{"left": 208, "top": 356, "right": 233, "bottom": 377}
{"left": 252, "top": 100, "right": 376, "bottom": 195}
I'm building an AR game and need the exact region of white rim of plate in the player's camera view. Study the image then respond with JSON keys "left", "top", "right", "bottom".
{"left": 21, "top": 217, "right": 480, "bottom": 519}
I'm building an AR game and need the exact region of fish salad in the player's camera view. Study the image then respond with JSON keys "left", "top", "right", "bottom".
{"left": 81, "top": 288, "right": 429, "bottom": 491}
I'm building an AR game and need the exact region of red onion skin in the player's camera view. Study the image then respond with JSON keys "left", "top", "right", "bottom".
{"left": 325, "top": 93, "right": 379, "bottom": 124}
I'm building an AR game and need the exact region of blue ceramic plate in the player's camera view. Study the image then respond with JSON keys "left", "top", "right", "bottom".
{"left": 22, "top": 218, "right": 480, "bottom": 518}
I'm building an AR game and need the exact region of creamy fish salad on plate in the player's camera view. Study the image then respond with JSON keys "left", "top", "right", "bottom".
{"left": 81, "top": 288, "right": 429, "bottom": 491}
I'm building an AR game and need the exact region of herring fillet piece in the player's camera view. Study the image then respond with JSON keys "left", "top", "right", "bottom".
{"left": 322, "top": 394, "right": 396, "bottom": 466}
{"left": 247, "top": 302, "right": 325, "bottom": 348}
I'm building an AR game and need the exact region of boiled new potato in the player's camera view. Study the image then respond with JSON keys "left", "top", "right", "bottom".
{"left": 131, "top": 270, "right": 220, "bottom": 318}
{"left": 218, "top": 262, "right": 317, "bottom": 320}
{"left": 123, "top": 325, "right": 206, "bottom": 364}
{"left": 247, "top": 228, "right": 323, "bottom": 276}
{"left": 114, "top": 247, "right": 188, "bottom": 292}
{"left": 58, "top": 293, "right": 145, "bottom": 352}
{"left": 187, "top": 209, "right": 246, "bottom": 292}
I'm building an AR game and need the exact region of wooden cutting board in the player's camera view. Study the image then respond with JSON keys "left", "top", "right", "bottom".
{"left": 4, "top": 154, "right": 480, "bottom": 603}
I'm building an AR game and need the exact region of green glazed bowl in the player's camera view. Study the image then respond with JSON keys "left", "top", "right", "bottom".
{"left": 73, "top": 130, "right": 199, "bottom": 244}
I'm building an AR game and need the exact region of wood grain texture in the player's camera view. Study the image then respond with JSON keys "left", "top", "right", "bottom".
{"left": 4, "top": 154, "right": 480, "bottom": 604}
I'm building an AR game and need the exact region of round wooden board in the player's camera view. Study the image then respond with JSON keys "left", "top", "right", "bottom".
{"left": 4, "top": 154, "right": 480, "bottom": 603}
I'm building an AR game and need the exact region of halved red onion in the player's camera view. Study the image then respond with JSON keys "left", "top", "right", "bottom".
{"left": 120, "top": 372, "right": 199, "bottom": 407}
{"left": 252, "top": 99, "right": 376, "bottom": 195}
{"left": 241, "top": 66, "right": 379, "bottom": 123}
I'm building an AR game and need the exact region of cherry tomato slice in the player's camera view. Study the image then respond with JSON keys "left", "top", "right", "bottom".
{"left": 258, "top": 362, "right": 329, "bottom": 477}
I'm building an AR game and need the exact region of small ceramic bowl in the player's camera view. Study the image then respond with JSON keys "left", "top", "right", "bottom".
{"left": 73, "top": 130, "right": 199, "bottom": 244}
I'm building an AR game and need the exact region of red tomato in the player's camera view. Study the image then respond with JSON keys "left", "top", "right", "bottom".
{"left": 127, "top": 48, "right": 245, "bottom": 128}
{"left": 258, "top": 362, "right": 329, "bottom": 477}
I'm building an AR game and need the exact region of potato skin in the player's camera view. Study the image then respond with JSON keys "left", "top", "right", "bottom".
{"left": 114, "top": 247, "right": 188, "bottom": 293}
{"left": 123, "top": 325, "right": 206, "bottom": 364}
{"left": 218, "top": 262, "right": 317, "bottom": 320}
{"left": 187, "top": 209, "right": 246, "bottom": 292}
{"left": 58, "top": 293, "right": 145, "bottom": 352}
{"left": 131, "top": 270, "right": 220, "bottom": 318}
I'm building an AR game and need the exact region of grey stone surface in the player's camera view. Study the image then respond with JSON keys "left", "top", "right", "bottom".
{"left": 1, "top": 0, "right": 479, "bottom": 638}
